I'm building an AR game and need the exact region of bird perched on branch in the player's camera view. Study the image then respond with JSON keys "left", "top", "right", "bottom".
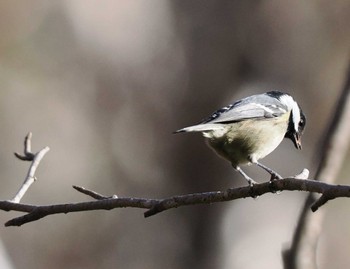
{"left": 175, "top": 91, "right": 306, "bottom": 186}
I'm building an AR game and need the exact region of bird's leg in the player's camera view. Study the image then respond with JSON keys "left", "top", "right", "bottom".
{"left": 234, "top": 166, "right": 257, "bottom": 186}
{"left": 254, "top": 161, "right": 283, "bottom": 180}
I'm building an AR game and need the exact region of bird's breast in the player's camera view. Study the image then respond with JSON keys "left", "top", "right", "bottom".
{"left": 205, "top": 115, "right": 289, "bottom": 166}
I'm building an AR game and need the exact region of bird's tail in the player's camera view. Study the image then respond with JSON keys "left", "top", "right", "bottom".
{"left": 174, "top": 123, "right": 223, "bottom": 134}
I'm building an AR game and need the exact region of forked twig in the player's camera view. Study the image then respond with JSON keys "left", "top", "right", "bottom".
{"left": 10, "top": 133, "right": 50, "bottom": 203}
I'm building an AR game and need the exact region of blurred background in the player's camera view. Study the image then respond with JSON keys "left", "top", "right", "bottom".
{"left": 0, "top": 1, "right": 349, "bottom": 268}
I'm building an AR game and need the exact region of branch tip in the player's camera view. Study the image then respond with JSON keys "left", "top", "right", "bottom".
{"left": 73, "top": 185, "right": 109, "bottom": 200}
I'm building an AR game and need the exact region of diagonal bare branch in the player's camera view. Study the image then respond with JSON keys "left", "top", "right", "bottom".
{"left": 283, "top": 65, "right": 350, "bottom": 269}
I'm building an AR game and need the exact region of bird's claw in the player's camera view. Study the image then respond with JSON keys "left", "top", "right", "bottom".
{"left": 248, "top": 178, "right": 257, "bottom": 187}
{"left": 269, "top": 172, "right": 283, "bottom": 181}
{"left": 247, "top": 179, "right": 259, "bottom": 198}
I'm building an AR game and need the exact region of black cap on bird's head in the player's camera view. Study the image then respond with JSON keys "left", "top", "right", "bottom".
{"left": 285, "top": 108, "right": 306, "bottom": 150}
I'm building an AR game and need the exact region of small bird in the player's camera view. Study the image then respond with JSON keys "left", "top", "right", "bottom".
{"left": 175, "top": 91, "right": 306, "bottom": 186}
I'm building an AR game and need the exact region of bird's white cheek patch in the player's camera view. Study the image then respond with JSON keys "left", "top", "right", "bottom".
{"left": 292, "top": 102, "right": 301, "bottom": 131}
{"left": 279, "top": 94, "right": 301, "bottom": 132}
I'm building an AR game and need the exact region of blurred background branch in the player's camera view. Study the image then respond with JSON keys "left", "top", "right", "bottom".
{"left": 283, "top": 64, "right": 350, "bottom": 269}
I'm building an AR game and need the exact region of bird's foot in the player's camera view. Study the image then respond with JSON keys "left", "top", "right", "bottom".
{"left": 269, "top": 172, "right": 283, "bottom": 181}
{"left": 247, "top": 178, "right": 259, "bottom": 198}
{"left": 247, "top": 178, "right": 257, "bottom": 187}
{"left": 268, "top": 177, "right": 282, "bottom": 194}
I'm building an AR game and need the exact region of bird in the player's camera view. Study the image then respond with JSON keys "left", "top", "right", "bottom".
{"left": 175, "top": 91, "right": 306, "bottom": 186}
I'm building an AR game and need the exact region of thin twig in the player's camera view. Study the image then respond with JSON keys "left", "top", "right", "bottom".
{"left": 1, "top": 176, "right": 350, "bottom": 226}
{"left": 73, "top": 185, "right": 118, "bottom": 200}
{"left": 14, "top": 132, "right": 35, "bottom": 161}
{"left": 10, "top": 133, "right": 50, "bottom": 203}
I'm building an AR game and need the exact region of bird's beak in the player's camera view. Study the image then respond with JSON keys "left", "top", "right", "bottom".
{"left": 293, "top": 132, "right": 302, "bottom": 150}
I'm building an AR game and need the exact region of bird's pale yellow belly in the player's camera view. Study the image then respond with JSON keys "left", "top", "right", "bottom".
{"left": 205, "top": 113, "right": 290, "bottom": 167}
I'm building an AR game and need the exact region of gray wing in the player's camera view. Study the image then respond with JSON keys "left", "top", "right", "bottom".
{"left": 200, "top": 93, "right": 288, "bottom": 124}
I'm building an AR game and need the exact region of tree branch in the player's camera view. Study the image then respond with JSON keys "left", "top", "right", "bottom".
{"left": 1, "top": 174, "right": 350, "bottom": 226}
{"left": 1, "top": 129, "right": 350, "bottom": 227}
